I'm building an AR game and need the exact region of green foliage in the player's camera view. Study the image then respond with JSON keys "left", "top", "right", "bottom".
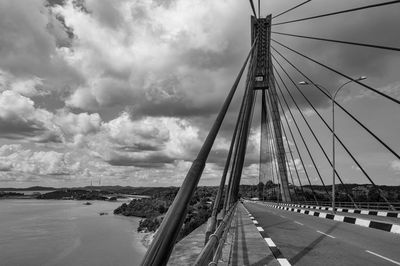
{"left": 114, "top": 186, "right": 217, "bottom": 240}
{"left": 37, "top": 189, "right": 108, "bottom": 200}
{"left": 113, "top": 198, "right": 169, "bottom": 218}
{"left": 138, "top": 218, "right": 161, "bottom": 232}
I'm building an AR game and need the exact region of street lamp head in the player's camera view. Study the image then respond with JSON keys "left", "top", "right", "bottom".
{"left": 357, "top": 76, "right": 367, "bottom": 81}
{"left": 298, "top": 81, "right": 309, "bottom": 85}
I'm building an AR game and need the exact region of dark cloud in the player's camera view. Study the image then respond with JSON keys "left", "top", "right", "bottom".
{"left": 134, "top": 98, "right": 220, "bottom": 117}
{"left": 117, "top": 144, "right": 162, "bottom": 152}
{"left": 106, "top": 153, "right": 175, "bottom": 167}
{"left": 181, "top": 47, "right": 242, "bottom": 70}
{"left": 0, "top": 118, "right": 47, "bottom": 139}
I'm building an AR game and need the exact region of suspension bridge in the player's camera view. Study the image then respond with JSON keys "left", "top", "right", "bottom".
{"left": 141, "top": 1, "right": 400, "bottom": 265}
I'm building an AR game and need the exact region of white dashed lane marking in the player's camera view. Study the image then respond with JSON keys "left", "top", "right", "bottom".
{"left": 316, "top": 230, "right": 335, "bottom": 239}
{"left": 366, "top": 250, "right": 400, "bottom": 265}
{"left": 294, "top": 221, "right": 303, "bottom": 226}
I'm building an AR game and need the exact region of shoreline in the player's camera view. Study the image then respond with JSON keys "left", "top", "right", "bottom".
{"left": 139, "top": 231, "right": 155, "bottom": 249}
{"left": 1, "top": 197, "right": 155, "bottom": 251}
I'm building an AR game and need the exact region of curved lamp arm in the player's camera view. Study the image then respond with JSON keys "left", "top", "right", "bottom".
{"left": 333, "top": 76, "right": 367, "bottom": 100}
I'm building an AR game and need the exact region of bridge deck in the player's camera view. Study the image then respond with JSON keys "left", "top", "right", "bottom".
{"left": 227, "top": 203, "right": 280, "bottom": 266}
{"left": 168, "top": 203, "right": 280, "bottom": 265}
{"left": 244, "top": 201, "right": 400, "bottom": 266}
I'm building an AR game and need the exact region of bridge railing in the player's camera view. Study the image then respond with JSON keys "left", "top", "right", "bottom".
{"left": 194, "top": 202, "right": 237, "bottom": 266}
{"left": 276, "top": 201, "right": 400, "bottom": 211}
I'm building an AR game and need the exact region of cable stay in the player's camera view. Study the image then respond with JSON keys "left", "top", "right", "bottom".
{"left": 279, "top": 113, "right": 308, "bottom": 202}
{"left": 272, "top": 43, "right": 400, "bottom": 162}
{"left": 274, "top": 74, "right": 331, "bottom": 200}
{"left": 272, "top": 39, "right": 400, "bottom": 106}
{"left": 210, "top": 63, "right": 253, "bottom": 241}
{"left": 249, "top": 0, "right": 258, "bottom": 18}
{"left": 264, "top": 95, "right": 279, "bottom": 200}
{"left": 267, "top": 113, "right": 280, "bottom": 201}
{"left": 272, "top": 31, "right": 400, "bottom": 52}
{"left": 271, "top": 48, "right": 395, "bottom": 209}
{"left": 266, "top": 99, "right": 289, "bottom": 202}
{"left": 226, "top": 50, "right": 258, "bottom": 207}
{"left": 273, "top": 0, "right": 311, "bottom": 19}
{"left": 268, "top": 87, "right": 305, "bottom": 202}
{"left": 272, "top": 61, "right": 358, "bottom": 207}
{"left": 286, "top": 150, "right": 300, "bottom": 202}
{"left": 272, "top": 85, "right": 320, "bottom": 204}
{"left": 272, "top": 0, "right": 400, "bottom": 26}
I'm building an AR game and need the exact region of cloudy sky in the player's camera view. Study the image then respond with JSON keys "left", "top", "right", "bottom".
{"left": 0, "top": 0, "right": 399, "bottom": 188}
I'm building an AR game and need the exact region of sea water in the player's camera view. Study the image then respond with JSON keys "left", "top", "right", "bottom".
{"left": 0, "top": 199, "right": 146, "bottom": 266}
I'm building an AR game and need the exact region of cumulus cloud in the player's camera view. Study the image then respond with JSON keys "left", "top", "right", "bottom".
{"left": 0, "top": 144, "right": 79, "bottom": 176}
{"left": 0, "top": 0, "right": 81, "bottom": 92}
{"left": 55, "top": 110, "right": 101, "bottom": 137}
{"left": 0, "top": 0, "right": 399, "bottom": 187}
{"left": 49, "top": 0, "right": 248, "bottom": 117}
{"left": 390, "top": 160, "right": 400, "bottom": 173}
{"left": 0, "top": 90, "right": 58, "bottom": 141}
{"left": 91, "top": 112, "right": 203, "bottom": 167}
{"left": 0, "top": 70, "right": 48, "bottom": 97}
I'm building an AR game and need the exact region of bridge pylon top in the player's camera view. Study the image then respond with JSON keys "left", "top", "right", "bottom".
{"left": 251, "top": 15, "right": 272, "bottom": 91}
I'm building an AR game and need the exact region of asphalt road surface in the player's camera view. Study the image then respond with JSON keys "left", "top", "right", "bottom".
{"left": 244, "top": 201, "right": 400, "bottom": 266}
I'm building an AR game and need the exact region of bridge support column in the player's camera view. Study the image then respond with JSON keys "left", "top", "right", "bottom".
{"left": 252, "top": 15, "right": 291, "bottom": 202}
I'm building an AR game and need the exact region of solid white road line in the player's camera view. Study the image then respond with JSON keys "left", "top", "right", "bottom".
{"left": 294, "top": 221, "right": 303, "bottom": 226}
{"left": 316, "top": 230, "right": 335, "bottom": 239}
{"left": 366, "top": 250, "right": 400, "bottom": 265}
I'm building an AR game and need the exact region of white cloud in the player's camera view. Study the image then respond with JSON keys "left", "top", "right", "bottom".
{"left": 0, "top": 0, "right": 80, "bottom": 91}
{"left": 390, "top": 160, "right": 400, "bottom": 172}
{"left": 90, "top": 112, "right": 203, "bottom": 166}
{"left": 0, "top": 70, "right": 47, "bottom": 97}
{"left": 0, "top": 144, "right": 78, "bottom": 176}
{"left": 55, "top": 110, "right": 101, "bottom": 136}
{"left": 0, "top": 90, "right": 58, "bottom": 140}
{"left": 52, "top": 0, "right": 248, "bottom": 113}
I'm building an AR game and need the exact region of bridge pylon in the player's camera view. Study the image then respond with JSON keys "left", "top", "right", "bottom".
{"left": 252, "top": 15, "right": 291, "bottom": 202}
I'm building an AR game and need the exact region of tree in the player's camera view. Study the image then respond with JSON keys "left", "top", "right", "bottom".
{"left": 257, "top": 182, "right": 265, "bottom": 200}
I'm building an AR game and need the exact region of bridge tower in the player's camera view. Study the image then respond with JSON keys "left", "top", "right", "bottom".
{"left": 252, "top": 15, "right": 291, "bottom": 202}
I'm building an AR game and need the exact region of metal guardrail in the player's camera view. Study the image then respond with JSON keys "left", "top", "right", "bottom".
{"left": 277, "top": 201, "right": 400, "bottom": 211}
{"left": 194, "top": 202, "right": 237, "bottom": 266}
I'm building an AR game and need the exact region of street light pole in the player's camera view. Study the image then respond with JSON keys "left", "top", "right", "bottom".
{"left": 299, "top": 76, "right": 366, "bottom": 214}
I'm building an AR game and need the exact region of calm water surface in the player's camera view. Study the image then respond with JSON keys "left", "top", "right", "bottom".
{"left": 0, "top": 199, "right": 146, "bottom": 266}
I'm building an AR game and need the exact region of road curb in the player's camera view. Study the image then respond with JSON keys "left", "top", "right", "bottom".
{"left": 264, "top": 203, "right": 400, "bottom": 235}
{"left": 275, "top": 202, "right": 400, "bottom": 218}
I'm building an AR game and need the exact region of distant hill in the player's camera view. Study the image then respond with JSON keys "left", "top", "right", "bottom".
{"left": 0, "top": 186, "right": 57, "bottom": 191}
